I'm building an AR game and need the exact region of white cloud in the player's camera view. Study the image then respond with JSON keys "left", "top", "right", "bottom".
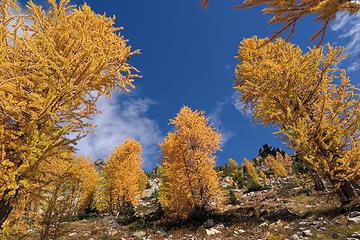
{"left": 208, "top": 101, "right": 234, "bottom": 146}
{"left": 332, "top": 11, "right": 360, "bottom": 71}
{"left": 6, "top": 1, "right": 33, "bottom": 39}
{"left": 231, "top": 92, "right": 253, "bottom": 118}
{"left": 74, "top": 94, "right": 163, "bottom": 170}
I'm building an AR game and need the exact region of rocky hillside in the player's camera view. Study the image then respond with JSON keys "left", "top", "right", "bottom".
{"left": 25, "top": 186, "right": 360, "bottom": 240}
{"left": 22, "top": 145, "right": 360, "bottom": 240}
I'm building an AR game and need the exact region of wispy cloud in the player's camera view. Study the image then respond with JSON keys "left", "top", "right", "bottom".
{"left": 208, "top": 101, "right": 234, "bottom": 146}
{"left": 332, "top": 11, "right": 360, "bottom": 71}
{"left": 7, "top": 1, "right": 33, "bottom": 40}
{"left": 231, "top": 92, "right": 253, "bottom": 119}
{"left": 74, "top": 94, "right": 163, "bottom": 170}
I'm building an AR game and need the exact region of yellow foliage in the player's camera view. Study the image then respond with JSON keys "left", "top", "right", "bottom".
{"left": 0, "top": 0, "right": 139, "bottom": 227}
{"left": 243, "top": 159, "right": 260, "bottom": 185}
{"left": 159, "top": 106, "right": 222, "bottom": 220}
{"left": 225, "top": 158, "right": 238, "bottom": 176}
{"left": 38, "top": 155, "right": 99, "bottom": 239}
{"left": 138, "top": 170, "right": 149, "bottom": 194}
{"left": 236, "top": 0, "right": 360, "bottom": 43}
{"left": 100, "top": 139, "right": 146, "bottom": 214}
{"left": 258, "top": 170, "right": 268, "bottom": 183}
{"left": 264, "top": 155, "right": 288, "bottom": 178}
{"left": 94, "top": 171, "right": 112, "bottom": 213}
{"left": 75, "top": 156, "right": 100, "bottom": 213}
{"left": 1, "top": 153, "right": 99, "bottom": 239}
{"left": 235, "top": 36, "right": 360, "bottom": 194}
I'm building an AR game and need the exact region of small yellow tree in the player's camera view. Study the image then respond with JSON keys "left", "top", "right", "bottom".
{"left": 1, "top": 153, "right": 99, "bottom": 239}
{"left": 159, "top": 106, "right": 222, "bottom": 220}
{"left": 235, "top": 36, "right": 360, "bottom": 202}
{"left": 37, "top": 155, "right": 99, "bottom": 240}
{"left": 101, "top": 139, "right": 146, "bottom": 214}
{"left": 243, "top": 159, "right": 260, "bottom": 185}
{"left": 258, "top": 170, "right": 268, "bottom": 184}
{"left": 94, "top": 172, "right": 112, "bottom": 213}
{"left": 264, "top": 155, "right": 288, "bottom": 178}
{"left": 224, "top": 158, "right": 238, "bottom": 177}
{"left": 75, "top": 156, "right": 100, "bottom": 214}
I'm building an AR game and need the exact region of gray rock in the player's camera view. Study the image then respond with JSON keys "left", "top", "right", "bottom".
{"left": 215, "top": 224, "right": 225, "bottom": 229}
{"left": 332, "top": 232, "right": 345, "bottom": 239}
{"left": 204, "top": 219, "right": 214, "bottom": 228}
{"left": 351, "top": 232, "right": 360, "bottom": 239}
{"left": 206, "top": 228, "right": 221, "bottom": 236}
{"left": 349, "top": 216, "right": 360, "bottom": 224}
{"left": 108, "top": 229, "right": 118, "bottom": 236}
{"left": 290, "top": 234, "right": 301, "bottom": 240}
{"left": 349, "top": 212, "right": 360, "bottom": 218}
{"left": 133, "top": 231, "right": 146, "bottom": 239}
{"left": 234, "top": 229, "right": 246, "bottom": 235}
{"left": 259, "top": 222, "right": 268, "bottom": 227}
{"left": 303, "top": 230, "right": 313, "bottom": 237}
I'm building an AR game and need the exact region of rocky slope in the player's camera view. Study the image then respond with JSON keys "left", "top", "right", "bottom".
{"left": 24, "top": 182, "right": 360, "bottom": 240}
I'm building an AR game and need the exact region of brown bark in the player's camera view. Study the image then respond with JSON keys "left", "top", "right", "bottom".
{"left": 295, "top": 155, "right": 328, "bottom": 192}
{"left": 0, "top": 189, "right": 17, "bottom": 229}
{"left": 338, "top": 180, "right": 359, "bottom": 205}
{"left": 311, "top": 170, "right": 328, "bottom": 192}
{"left": 0, "top": 198, "right": 12, "bottom": 228}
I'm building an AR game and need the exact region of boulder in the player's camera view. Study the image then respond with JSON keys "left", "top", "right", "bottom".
{"left": 349, "top": 216, "right": 360, "bottom": 224}
{"left": 206, "top": 228, "right": 221, "bottom": 236}
{"left": 204, "top": 219, "right": 214, "bottom": 228}
{"left": 234, "top": 229, "right": 246, "bottom": 235}
{"left": 290, "top": 234, "right": 301, "bottom": 240}
{"left": 303, "top": 230, "right": 313, "bottom": 237}
{"left": 133, "top": 231, "right": 146, "bottom": 239}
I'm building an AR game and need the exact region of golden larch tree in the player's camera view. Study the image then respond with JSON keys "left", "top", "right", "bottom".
{"left": 235, "top": 36, "right": 360, "bottom": 203}
{"left": 264, "top": 154, "right": 288, "bottom": 178}
{"left": 243, "top": 159, "right": 260, "bottom": 185}
{"left": 101, "top": 139, "right": 147, "bottom": 214}
{"left": 224, "top": 158, "right": 238, "bottom": 177}
{"left": 0, "top": 0, "right": 139, "bottom": 227}
{"left": 37, "top": 155, "right": 99, "bottom": 240}
{"left": 1, "top": 153, "right": 99, "bottom": 239}
{"left": 159, "top": 106, "right": 222, "bottom": 220}
{"left": 74, "top": 156, "right": 100, "bottom": 214}
{"left": 202, "top": 0, "right": 360, "bottom": 43}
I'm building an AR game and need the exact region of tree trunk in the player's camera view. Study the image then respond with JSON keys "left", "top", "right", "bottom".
{"left": 0, "top": 194, "right": 15, "bottom": 229}
{"left": 295, "top": 155, "right": 327, "bottom": 192}
{"left": 338, "top": 180, "right": 359, "bottom": 205}
{"left": 311, "top": 170, "right": 328, "bottom": 192}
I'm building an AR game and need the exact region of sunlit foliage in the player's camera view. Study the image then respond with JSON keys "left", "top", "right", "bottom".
{"left": 235, "top": 36, "right": 360, "bottom": 202}
{"left": 0, "top": 0, "right": 139, "bottom": 227}
{"left": 97, "top": 139, "right": 146, "bottom": 214}
{"left": 264, "top": 154, "right": 289, "bottom": 178}
{"left": 243, "top": 159, "right": 260, "bottom": 185}
{"left": 202, "top": 0, "right": 360, "bottom": 43}
{"left": 224, "top": 158, "right": 239, "bottom": 177}
{"left": 159, "top": 106, "right": 222, "bottom": 220}
{"left": 1, "top": 153, "right": 99, "bottom": 239}
{"left": 258, "top": 170, "right": 268, "bottom": 183}
{"left": 37, "top": 155, "right": 99, "bottom": 239}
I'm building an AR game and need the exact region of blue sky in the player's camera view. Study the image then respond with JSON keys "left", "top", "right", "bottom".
{"left": 23, "top": 0, "right": 360, "bottom": 170}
